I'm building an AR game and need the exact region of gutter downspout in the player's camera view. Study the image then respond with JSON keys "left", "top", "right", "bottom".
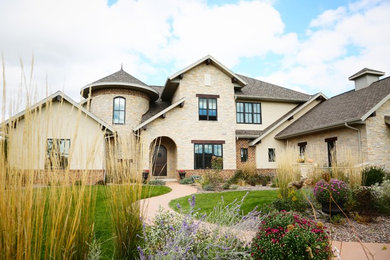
{"left": 344, "top": 122, "right": 362, "bottom": 163}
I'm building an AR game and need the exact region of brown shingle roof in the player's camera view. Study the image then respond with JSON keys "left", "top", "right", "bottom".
{"left": 235, "top": 130, "right": 264, "bottom": 138}
{"left": 141, "top": 100, "right": 171, "bottom": 123}
{"left": 92, "top": 68, "right": 148, "bottom": 86}
{"left": 276, "top": 77, "right": 390, "bottom": 139}
{"left": 235, "top": 74, "right": 311, "bottom": 102}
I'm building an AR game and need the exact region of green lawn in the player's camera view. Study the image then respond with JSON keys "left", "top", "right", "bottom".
{"left": 169, "top": 190, "right": 278, "bottom": 216}
{"left": 94, "top": 185, "right": 171, "bottom": 259}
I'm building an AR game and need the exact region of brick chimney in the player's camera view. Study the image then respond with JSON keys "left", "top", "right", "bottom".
{"left": 349, "top": 68, "right": 385, "bottom": 91}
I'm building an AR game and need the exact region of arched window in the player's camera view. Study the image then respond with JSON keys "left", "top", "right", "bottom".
{"left": 113, "top": 97, "right": 125, "bottom": 124}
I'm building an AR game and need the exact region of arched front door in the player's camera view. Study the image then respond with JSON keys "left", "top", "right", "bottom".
{"left": 152, "top": 145, "right": 167, "bottom": 176}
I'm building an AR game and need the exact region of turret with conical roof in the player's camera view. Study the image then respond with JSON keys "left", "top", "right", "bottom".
{"left": 82, "top": 68, "right": 157, "bottom": 134}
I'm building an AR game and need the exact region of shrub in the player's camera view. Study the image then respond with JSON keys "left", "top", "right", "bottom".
{"left": 372, "top": 179, "right": 390, "bottom": 214}
{"left": 251, "top": 211, "right": 331, "bottom": 260}
{"left": 200, "top": 170, "right": 223, "bottom": 188}
{"left": 222, "top": 182, "right": 230, "bottom": 190}
{"left": 202, "top": 184, "right": 215, "bottom": 191}
{"left": 361, "top": 166, "right": 386, "bottom": 186}
{"left": 230, "top": 184, "right": 239, "bottom": 190}
{"left": 314, "top": 179, "right": 349, "bottom": 205}
{"left": 350, "top": 186, "right": 379, "bottom": 215}
{"left": 272, "top": 188, "right": 309, "bottom": 212}
{"left": 330, "top": 214, "right": 346, "bottom": 225}
{"left": 247, "top": 175, "right": 259, "bottom": 186}
{"left": 148, "top": 179, "right": 166, "bottom": 186}
{"left": 228, "top": 170, "right": 244, "bottom": 184}
{"left": 95, "top": 180, "right": 106, "bottom": 185}
{"left": 179, "top": 177, "right": 194, "bottom": 185}
{"left": 211, "top": 156, "right": 223, "bottom": 170}
{"left": 138, "top": 197, "right": 250, "bottom": 259}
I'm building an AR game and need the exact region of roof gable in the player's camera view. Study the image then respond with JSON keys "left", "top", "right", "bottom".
{"left": 276, "top": 76, "right": 390, "bottom": 139}
{"left": 249, "top": 92, "right": 327, "bottom": 145}
{"left": 161, "top": 55, "right": 246, "bottom": 101}
{"left": 2, "top": 91, "right": 115, "bottom": 134}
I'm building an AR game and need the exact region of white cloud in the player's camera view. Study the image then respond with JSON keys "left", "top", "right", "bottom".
{"left": 0, "top": 0, "right": 389, "bottom": 115}
{"left": 0, "top": 0, "right": 296, "bottom": 112}
{"left": 261, "top": 0, "right": 390, "bottom": 95}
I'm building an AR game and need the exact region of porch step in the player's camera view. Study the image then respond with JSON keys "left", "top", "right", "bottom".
{"left": 150, "top": 178, "right": 177, "bottom": 182}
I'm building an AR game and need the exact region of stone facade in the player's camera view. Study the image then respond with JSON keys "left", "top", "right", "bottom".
{"left": 141, "top": 63, "right": 238, "bottom": 176}
{"left": 285, "top": 126, "right": 366, "bottom": 168}
{"left": 365, "top": 99, "right": 390, "bottom": 170}
{"left": 89, "top": 88, "right": 150, "bottom": 135}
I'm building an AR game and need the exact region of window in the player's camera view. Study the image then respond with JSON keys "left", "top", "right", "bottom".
{"left": 46, "top": 139, "right": 70, "bottom": 169}
{"left": 199, "top": 98, "right": 217, "bottom": 121}
{"left": 298, "top": 142, "right": 307, "bottom": 159}
{"left": 268, "top": 148, "right": 275, "bottom": 162}
{"left": 113, "top": 97, "right": 126, "bottom": 124}
{"left": 240, "top": 148, "right": 248, "bottom": 162}
{"left": 236, "top": 102, "right": 261, "bottom": 124}
{"left": 194, "top": 143, "right": 223, "bottom": 169}
{"left": 325, "top": 137, "right": 337, "bottom": 167}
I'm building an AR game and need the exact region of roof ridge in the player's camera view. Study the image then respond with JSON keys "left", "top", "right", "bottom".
{"left": 236, "top": 73, "right": 310, "bottom": 97}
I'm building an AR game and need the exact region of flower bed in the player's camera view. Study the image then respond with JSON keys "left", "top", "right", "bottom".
{"left": 251, "top": 211, "right": 331, "bottom": 260}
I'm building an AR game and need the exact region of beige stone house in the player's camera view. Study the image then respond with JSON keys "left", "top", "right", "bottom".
{"left": 3, "top": 55, "right": 389, "bottom": 182}
{"left": 274, "top": 68, "right": 390, "bottom": 171}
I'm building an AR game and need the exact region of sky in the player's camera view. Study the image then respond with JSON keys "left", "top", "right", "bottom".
{"left": 1, "top": 0, "right": 390, "bottom": 112}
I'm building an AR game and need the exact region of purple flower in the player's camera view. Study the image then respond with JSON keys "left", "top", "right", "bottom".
{"left": 188, "top": 194, "right": 196, "bottom": 208}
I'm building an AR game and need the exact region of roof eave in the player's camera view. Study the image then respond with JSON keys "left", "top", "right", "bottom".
{"left": 275, "top": 120, "right": 365, "bottom": 140}
{"left": 249, "top": 92, "right": 327, "bottom": 146}
{"left": 133, "top": 97, "right": 186, "bottom": 131}
{"left": 80, "top": 82, "right": 160, "bottom": 101}
{"left": 235, "top": 95, "right": 310, "bottom": 103}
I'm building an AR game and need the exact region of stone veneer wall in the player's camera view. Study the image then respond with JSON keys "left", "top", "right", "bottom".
{"left": 140, "top": 63, "right": 238, "bottom": 172}
{"left": 89, "top": 88, "right": 150, "bottom": 135}
{"left": 285, "top": 126, "right": 366, "bottom": 168}
{"left": 236, "top": 139, "right": 256, "bottom": 168}
{"left": 365, "top": 99, "right": 390, "bottom": 170}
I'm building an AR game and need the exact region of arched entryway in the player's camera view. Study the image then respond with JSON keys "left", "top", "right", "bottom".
{"left": 150, "top": 136, "right": 177, "bottom": 178}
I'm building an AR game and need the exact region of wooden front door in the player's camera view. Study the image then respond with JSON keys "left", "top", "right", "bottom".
{"left": 152, "top": 145, "right": 167, "bottom": 176}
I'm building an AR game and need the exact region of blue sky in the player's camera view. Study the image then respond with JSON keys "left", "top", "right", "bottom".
{"left": 0, "top": 0, "right": 389, "bottom": 106}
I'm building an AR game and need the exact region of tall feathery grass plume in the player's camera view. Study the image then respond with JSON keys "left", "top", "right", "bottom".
{"left": 105, "top": 133, "right": 147, "bottom": 259}
{"left": 0, "top": 58, "right": 98, "bottom": 259}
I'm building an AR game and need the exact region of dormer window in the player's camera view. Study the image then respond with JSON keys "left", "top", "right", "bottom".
{"left": 113, "top": 97, "right": 126, "bottom": 124}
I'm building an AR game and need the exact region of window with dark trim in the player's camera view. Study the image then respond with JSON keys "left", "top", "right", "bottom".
{"left": 268, "top": 148, "right": 275, "bottom": 162}
{"left": 113, "top": 97, "right": 126, "bottom": 124}
{"left": 194, "top": 143, "right": 223, "bottom": 169}
{"left": 199, "top": 97, "right": 217, "bottom": 121}
{"left": 236, "top": 102, "right": 261, "bottom": 124}
{"left": 46, "top": 138, "right": 70, "bottom": 170}
{"left": 240, "top": 148, "right": 248, "bottom": 162}
{"left": 325, "top": 137, "right": 337, "bottom": 167}
{"left": 298, "top": 142, "right": 307, "bottom": 159}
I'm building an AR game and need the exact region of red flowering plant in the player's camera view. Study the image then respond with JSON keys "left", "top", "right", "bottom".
{"left": 251, "top": 211, "right": 331, "bottom": 260}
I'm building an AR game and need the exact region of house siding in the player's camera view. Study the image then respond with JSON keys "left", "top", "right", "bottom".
{"left": 365, "top": 99, "right": 390, "bottom": 170}
{"left": 141, "top": 63, "right": 237, "bottom": 175}
{"left": 7, "top": 101, "right": 106, "bottom": 171}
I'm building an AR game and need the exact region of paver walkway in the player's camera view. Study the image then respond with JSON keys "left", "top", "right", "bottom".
{"left": 142, "top": 182, "right": 390, "bottom": 259}
{"left": 141, "top": 181, "right": 197, "bottom": 224}
{"left": 332, "top": 241, "right": 390, "bottom": 260}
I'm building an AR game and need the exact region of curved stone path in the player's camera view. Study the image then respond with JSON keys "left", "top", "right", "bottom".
{"left": 141, "top": 182, "right": 390, "bottom": 259}
{"left": 141, "top": 181, "right": 197, "bottom": 224}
